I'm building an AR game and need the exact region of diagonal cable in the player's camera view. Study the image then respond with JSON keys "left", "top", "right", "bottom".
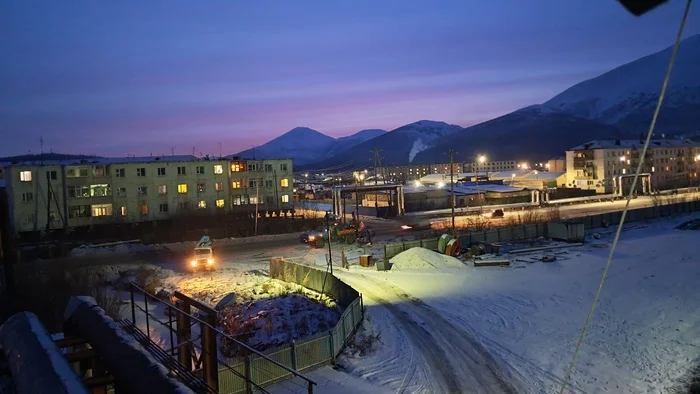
{"left": 558, "top": 1, "right": 693, "bottom": 392}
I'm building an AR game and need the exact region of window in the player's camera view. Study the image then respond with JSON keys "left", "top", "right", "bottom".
{"left": 249, "top": 196, "right": 258, "bottom": 204}
{"left": 91, "top": 204, "right": 113, "bottom": 217}
{"left": 68, "top": 186, "right": 90, "bottom": 198}
{"left": 92, "top": 166, "right": 106, "bottom": 177}
{"left": 265, "top": 180, "right": 273, "bottom": 188}
{"left": 120, "top": 206, "right": 127, "bottom": 216}
{"left": 197, "top": 183, "right": 205, "bottom": 193}
{"left": 215, "top": 182, "right": 223, "bottom": 191}
{"left": 178, "top": 184, "right": 188, "bottom": 194}
{"left": 281, "top": 194, "right": 290, "bottom": 203}
{"left": 68, "top": 205, "right": 91, "bottom": 218}
{"left": 19, "top": 170, "right": 32, "bottom": 182}
{"left": 66, "top": 167, "right": 89, "bottom": 178}
{"left": 198, "top": 200, "right": 207, "bottom": 209}
{"left": 231, "top": 163, "right": 243, "bottom": 172}
{"left": 115, "top": 168, "right": 125, "bottom": 177}
{"left": 248, "top": 179, "right": 258, "bottom": 188}
{"left": 138, "top": 186, "right": 148, "bottom": 196}
{"left": 21, "top": 192, "right": 33, "bottom": 202}
{"left": 49, "top": 211, "right": 59, "bottom": 222}
{"left": 249, "top": 163, "right": 257, "bottom": 171}
{"left": 196, "top": 166, "right": 204, "bottom": 174}
{"left": 116, "top": 187, "right": 127, "bottom": 197}
{"left": 281, "top": 163, "right": 288, "bottom": 171}
{"left": 280, "top": 178, "right": 289, "bottom": 188}
{"left": 265, "top": 196, "right": 274, "bottom": 205}
{"left": 178, "top": 166, "right": 186, "bottom": 175}
{"left": 158, "top": 167, "right": 166, "bottom": 176}
{"left": 213, "top": 165, "right": 223, "bottom": 174}
{"left": 24, "top": 213, "right": 35, "bottom": 224}
{"left": 140, "top": 204, "right": 149, "bottom": 216}
{"left": 179, "top": 201, "right": 189, "bottom": 210}
{"left": 137, "top": 168, "right": 146, "bottom": 177}
{"left": 90, "top": 184, "right": 111, "bottom": 197}
{"left": 46, "top": 171, "right": 57, "bottom": 180}
{"left": 233, "top": 196, "right": 243, "bottom": 205}
{"left": 264, "top": 164, "right": 273, "bottom": 172}
{"left": 159, "top": 203, "right": 169, "bottom": 213}
{"left": 216, "top": 199, "right": 225, "bottom": 208}
{"left": 232, "top": 180, "right": 241, "bottom": 189}
{"left": 158, "top": 185, "right": 167, "bottom": 195}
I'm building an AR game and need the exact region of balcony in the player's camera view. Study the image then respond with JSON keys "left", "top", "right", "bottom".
{"left": 573, "top": 157, "right": 593, "bottom": 170}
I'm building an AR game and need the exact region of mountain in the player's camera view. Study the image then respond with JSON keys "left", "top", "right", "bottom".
{"left": 325, "top": 129, "right": 387, "bottom": 158}
{"left": 304, "top": 120, "right": 462, "bottom": 170}
{"left": 413, "top": 106, "right": 630, "bottom": 164}
{"left": 235, "top": 127, "right": 337, "bottom": 166}
{"left": 545, "top": 33, "right": 700, "bottom": 134}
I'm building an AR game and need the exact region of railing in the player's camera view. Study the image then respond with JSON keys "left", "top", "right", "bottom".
{"left": 127, "top": 283, "right": 318, "bottom": 394}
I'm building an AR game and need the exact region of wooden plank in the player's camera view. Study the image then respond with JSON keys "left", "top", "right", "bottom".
{"left": 472, "top": 259, "right": 510, "bottom": 267}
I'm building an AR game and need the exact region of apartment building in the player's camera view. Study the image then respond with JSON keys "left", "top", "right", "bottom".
{"left": 3, "top": 155, "right": 293, "bottom": 234}
{"left": 463, "top": 160, "right": 517, "bottom": 174}
{"left": 565, "top": 139, "right": 700, "bottom": 194}
{"left": 379, "top": 163, "right": 462, "bottom": 183}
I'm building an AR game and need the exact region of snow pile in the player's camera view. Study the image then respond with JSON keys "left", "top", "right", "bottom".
{"left": 71, "top": 242, "right": 168, "bottom": 257}
{"left": 81, "top": 263, "right": 173, "bottom": 290}
{"left": 390, "top": 247, "right": 465, "bottom": 270}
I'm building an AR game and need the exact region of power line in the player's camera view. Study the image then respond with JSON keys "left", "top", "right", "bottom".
{"left": 558, "top": 1, "right": 693, "bottom": 392}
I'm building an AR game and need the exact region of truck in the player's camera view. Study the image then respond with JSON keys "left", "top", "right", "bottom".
{"left": 190, "top": 235, "right": 215, "bottom": 271}
{"left": 300, "top": 221, "right": 373, "bottom": 248}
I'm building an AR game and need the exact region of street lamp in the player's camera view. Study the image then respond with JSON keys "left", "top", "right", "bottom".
{"left": 352, "top": 171, "right": 365, "bottom": 230}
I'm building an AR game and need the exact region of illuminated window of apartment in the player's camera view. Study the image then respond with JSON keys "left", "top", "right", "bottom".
{"left": 68, "top": 205, "right": 91, "bottom": 218}
{"left": 92, "top": 166, "right": 106, "bottom": 177}
{"left": 249, "top": 196, "right": 258, "bottom": 204}
{"left": 158, "top": 167, "right": 166, "bottom": 176}
{"left": 622, "top": 169, "right": 627, "bottom": 175}
{"left": 281, "top": 194, "right": 289, "bottom": 203}
{"left": 159, "top": 203, "right": 168, "bottom": 213}
{"left": 177, "top": 166, "right": 186, "bottom": 176}
{"left": 140, "top": 204, "right": 149, "bottom": 216}
{"left": 120, "top": 206, "right": 127, "bottom": 216}
{"left": 158, "top": 185, "right": 167, "bottom": 195}
{"left": 68, "top": 186, "right": 90, "bottom": 198}
{"left": 91, "top": 203, "right": 113, "bottom": 217}
{"left": 138, "top": 186, "right": 148, "bottom": 196}
{"left": 21, "top": 192, "right": 33, "bottom": 202}
{"left": 46, "top": 171, "right": 57, "bottom": 180}
{"left": 197, "top": 183, "right": 205, "bottom": 193}
{"left": 216, "top": 199, "right": 225, "bottom": 208}
{"left": 116, "top": 187, "right": 127, "bottom": 197}
{"left": 213, "top": 165, "right": 223, "bottom": 174}
{"left": 115, "top": 168, "right": 125, "bottom": 177}
{"left": 137, "top": 168, "right": 146, "bottom": 177}
{"left": 178, "top": 184, "right": 188, "bottom": 194}
{"left": 233, "top": 196, "right": 243, "bottom": 205}
{"left": 231, "top": 163, "right": 242, "bottom": 172}
{"left": 651, "top": 167, "right": 655, "bottom": 172}
{"left": 196, "top": 166, "right": 204, "bottom": 174}
{"left": 19, "top": 170, "right": 32, "bottom": 182}
{"left": 215, "top": 182, "right": 223, "bottom": 191}
{"left": 198, "top": 200, "right": 207, "bottom": 209}
{"left": 231, "top": 180, "right": 241, "bottom": 189}
{"left": 280, "top": 178, "right": 289, "bottom": 188}
{"left": 90, "top": 184, "right": 111, "bottom": 197}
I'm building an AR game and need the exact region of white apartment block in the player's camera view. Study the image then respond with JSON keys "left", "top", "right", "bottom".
{"left": 463, "top": 160, "right": 517, "bottom": 174}
{"left": 566, "top": 139, "right": 700, "bottom": 194}
{"left": 3, "top": 155, "right": 293, "bottom": 234}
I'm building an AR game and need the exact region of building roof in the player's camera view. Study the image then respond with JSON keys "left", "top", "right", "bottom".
{"left": 569, "top": 139, "right": 700, "bottom": 151}
{"left": 405, "top": 183, "right": 525, "bottom": 195}
{"left": 418, "top": 173, "right": 474, "bottom": 183}
{"left": 489, "top": 170, "right": 564, "bottom": 181}
{"left": 2, "top": 155, "right": 232, "bottom": 168}
{"left": 225, "top": 154, "right": 293, "bottom": 161}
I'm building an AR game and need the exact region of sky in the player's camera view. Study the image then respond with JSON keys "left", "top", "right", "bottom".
{"left": 1, "top": 0, "right": 699, "bottom": 157}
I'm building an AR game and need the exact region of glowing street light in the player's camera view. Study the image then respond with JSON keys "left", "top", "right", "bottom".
{"left": 478, "top": 155, "right": 486, "bottom": 164}
{"left": 414, "top": 180, "right": 422, "bottom": 188}
{"left": 437, "top": 181, "right": 445, "bottom": 188}
{"left": 545, "top": 163, "right": 551, "bottom": 169}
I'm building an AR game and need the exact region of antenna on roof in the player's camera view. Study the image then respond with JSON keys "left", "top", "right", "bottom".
{"left": 218, "top": 142, "right": 222, "bottom": 158}
{"left": 171, "top": 147, "right": 175, "bottom": 156}
{"left": 192, "top": 146, "right": 195, "bottom": 156}
{"left": 39, "top": 136, "right": 44, "bottom": 165}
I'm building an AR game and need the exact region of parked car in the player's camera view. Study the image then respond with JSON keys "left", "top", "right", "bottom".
{"left": 482, "top": 209, "right": 505, "bottom": 219}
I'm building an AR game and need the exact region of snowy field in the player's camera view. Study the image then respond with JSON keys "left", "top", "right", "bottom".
{"left": 327, "top": 213, "right": 700, "bottom": 393}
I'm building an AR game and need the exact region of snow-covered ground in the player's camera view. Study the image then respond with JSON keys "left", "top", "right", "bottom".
{"left": 328, "top": 213, "right": 700, "bottom": 393}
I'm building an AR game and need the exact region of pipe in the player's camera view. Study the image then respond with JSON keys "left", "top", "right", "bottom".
{"left": 63, "top": 296, "right": 196, "bottom": 394}
{"left": 0, "top": 312, "right": 88, "bottom": 394}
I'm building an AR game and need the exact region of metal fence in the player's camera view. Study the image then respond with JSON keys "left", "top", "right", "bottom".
{"left": 218, "top": 261, "right": 364, "bottom": 394}
{"left": 383, "top": 199, "right": 700, "bottom": 260}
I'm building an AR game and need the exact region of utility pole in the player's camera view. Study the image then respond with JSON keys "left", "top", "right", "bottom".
{"left": 254, "top": 182, "right": 259, "bottom": 235}
{"left": 372, "top": 148, "right": 381, "bottom": 217}
{"left": 449, "top": 149, "right": 456, "bottom": 237}
{"left": 325, "top": 212, "right": 333, "bottom": 274}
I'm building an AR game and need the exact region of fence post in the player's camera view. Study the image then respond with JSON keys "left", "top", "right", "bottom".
{"left": 290, "top": 340, "right": 297, "bottom": 370}
{"left": 244, "top": 353, "right": 253, "bottom": 394}
{"left": 349, "top": 302, "right": 356, "bottom": 329}
{"left": 360, "top": 294, "right": 364, "bottom": 316}
{"left": 341, "top": 314, "right": 347, "bottom": 346}
{"left": 384, "top": 244, "right": 387, "bottom": 260}
{"left": 420, "top": 239, "right": 424, "bottom": 248}
{"left": 328, "top": 330, "right": 336, "bottom": 365}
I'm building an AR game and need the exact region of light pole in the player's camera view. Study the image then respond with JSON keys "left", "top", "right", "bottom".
{"left": 476, "top": 155, "right": 486, "bottom": 210}
{"left": 449, "top": 149, "right": 456, "bottom": 237}
{"left": 353, "top": 171, "right": 365, "bottom": 234}
{"left": 613, "top": 155, "right": 626, "bottom": 196}
{"left": 325, "top": 211, "right": 333, "bottom": 274}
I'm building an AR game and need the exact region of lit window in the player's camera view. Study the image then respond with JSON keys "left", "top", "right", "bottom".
{"left": 249, "top": 196, "right": 258, "bottom": 204}
{"left": 198, "top": 200, "right": 207, "bottom": 209}
{"left": 281, "top": 195, "right": 289, "bottom": 203}
{"left": 197, "top": 183, "right": 205, "bottom": 193}
{"left": 158, "top": 185, "right": 167, "bottom": 195}
{"left": 231, "top": 163, "right": 242, "bottom": 172}
{"left": 120, "top": 206, "right": 127, "bottom": 216}
{"left": 90, "top": 184, "right": 111, "bottom": 197}
{"left": 215, "top": 182, "right": 223, "bottom": 191}
{"left": 233, "top": 196, "right": 243, "bottom": 205}
{"left": 216, "top": 199, "right": 225, "bottom": 208}
{"left": 280, "top": 178, "right": 289, "bottom": 188}
{"left": 232, "top": 180, "right": 241, "bottom": 189}
{"left": 19, "top": 170, "right": 32, "bottom": 182}
{"left": 213, "top": 165, "right": 223, "bottom": 174}
{"left": 91, "top": 204, "right": 113, "bottom": 217}
{"left": 178, "top": 184, "right": 188, "bottom": 194}
{"left": 140, "top": 204, "right": 149, "bottom": 216}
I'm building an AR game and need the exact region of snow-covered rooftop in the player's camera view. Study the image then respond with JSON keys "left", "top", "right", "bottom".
{"left": 2, "top": 155, "right": 231, "bottom": 168}
{"left": 570, "top": 139, "right": 700, "bottom": 151}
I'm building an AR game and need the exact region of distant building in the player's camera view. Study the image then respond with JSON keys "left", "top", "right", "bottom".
{"left": 565, "top": 139, "right": 700, "bottom": 194}
{"left": 463, "top": 160, "right": 517, "bottom": 174}
{"left": 377, "top": 163, "right": 461, "bottom": 183}
{"left": 3, "top": 156, "right": 294, "bottom": 235}
{"left": 546, "top": 157, "right": 566, "bottom": 172}
{"left": 489, "top": 170, "right": 567, "bottom": 190}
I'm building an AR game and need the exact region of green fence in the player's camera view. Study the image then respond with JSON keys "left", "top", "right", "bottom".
{"left": 218, "top": 260, "right": 364, "bottom": 394}
{"left": 383, "top": 199, "right": 700, "bottom": 260}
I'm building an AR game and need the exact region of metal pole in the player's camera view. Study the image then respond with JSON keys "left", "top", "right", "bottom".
{"left": 326, "top": 212, "right": 333, "bottom": 275}
{"left": 254, "top": 182, "right": 259, "bottom": 235}
{"left": 144, "top": 294, "right": 150, "bottom": 340}
{"left": 168, "top": 305, "right": 175, "bottom": 356}
{"left": 130, "top": 285, "right": 136, "bottom": 324}
{"left": 450, "top": 149, "right": 456, "bottom": 237}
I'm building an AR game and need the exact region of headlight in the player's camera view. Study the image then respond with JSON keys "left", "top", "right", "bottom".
{"left": 207, "top": 258, "right": 214, "bottom": 265}
{"left": 308, "top": 235, "right": 315, "bottom": 241}
{"left": 191, "top": 260, "right": 198, "bottom": 266}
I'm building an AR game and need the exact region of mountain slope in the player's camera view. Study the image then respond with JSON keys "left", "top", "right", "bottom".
{"left": 414, "top": 106, "right": 631, "bottom": 163}
{"left": 325, "top": 129, "right": 387, "bottom": 158}
{"left": 235, "top": 127, "right": 336, "bottom": 166}
{"left": 304, "top": 120, "right": 462, "bottom": 170}
{"left": 545, "top": 33, "right": 700, "bottom": 133}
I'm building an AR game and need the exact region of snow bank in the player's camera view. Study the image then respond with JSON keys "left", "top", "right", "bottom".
{"left": 390, "top": 247, "right": 466, "bottom": 270}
